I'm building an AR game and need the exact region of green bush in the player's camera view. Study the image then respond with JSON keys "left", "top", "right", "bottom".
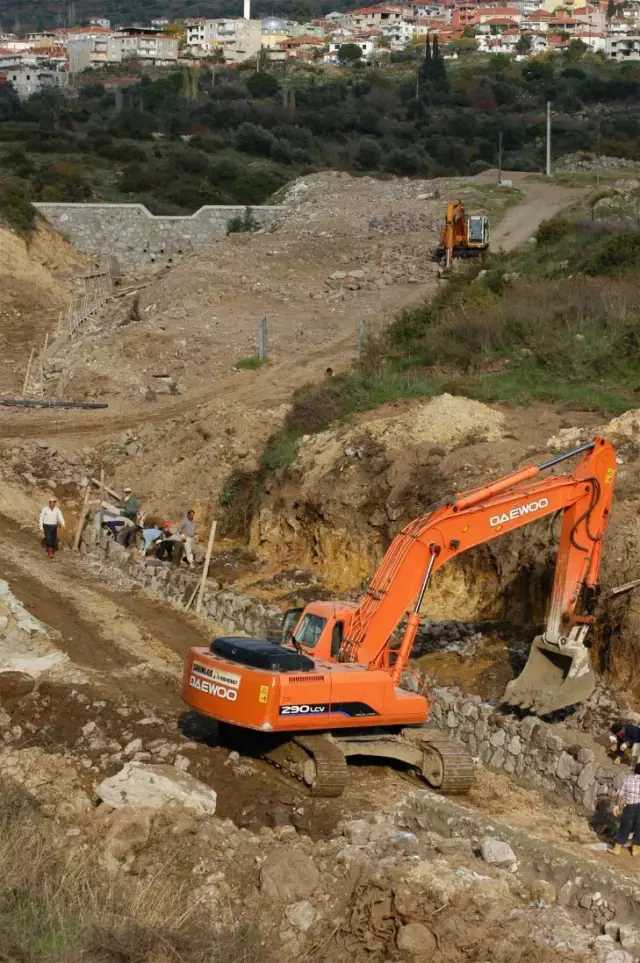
{"left": 246, "top": 72, "right": 280, "bottom": 99}
{"left": 234, "top": 123, "right": 274, "bottom": 158}
{"left": 0, "top": 182, "right": 37, "bottom": 234}
{"left": 536, "top": 215, "right": 573, "bottom": 246}
{"left": 227, "top": 207, "right": 260, "bottom": 234}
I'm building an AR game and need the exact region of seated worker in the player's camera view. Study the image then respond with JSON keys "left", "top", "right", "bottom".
{"left": 610, "top": 722, "right": 640, "bottom": 764}
{"left": 155, "top": 522, "right": 177, "bottom": 562}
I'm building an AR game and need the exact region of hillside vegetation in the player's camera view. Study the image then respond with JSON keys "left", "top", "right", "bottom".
{"left": 231, "top": 210, "right": 640, "bottom": 523}
{"left": 3, "top": 49, "right": 640, "bottom": 225}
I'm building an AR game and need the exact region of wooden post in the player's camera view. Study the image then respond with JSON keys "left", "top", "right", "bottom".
{"left": 184, "top": 582, "right": 199, "bottom": 612}
{"left": 73, "top": 484, "right": 91, "bottom": 551}
{"left": 22, "top": 347, "right": 35, "bottom": 398}
{"left": 195, "top": 519, "right": 217, "bottom": 615}
{"left": 98, "top": 469, "right": 105, "bottom": 533}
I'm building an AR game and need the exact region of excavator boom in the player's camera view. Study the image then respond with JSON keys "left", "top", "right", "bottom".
{"left": 341, "top": 437, "right": 615, "bottom": 714}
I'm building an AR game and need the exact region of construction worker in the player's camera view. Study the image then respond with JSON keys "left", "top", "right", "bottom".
{"left": 177, "top": 509, "right": 197, "bottom": 568}
{"left": 610, "top": 723, "right": 640, "bottom": 764}
{"left": 119, "top": 486, "right": 140, "bottom": 523}
{"left": 611, "top": 762, "right": 640, "bottom": 855}
{"left": 39, "top": 497, "right": 65, "bottom": 559}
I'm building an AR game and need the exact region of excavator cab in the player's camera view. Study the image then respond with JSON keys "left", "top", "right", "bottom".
{"left": 467, "top": 215, "right": 489, "bottom": 249}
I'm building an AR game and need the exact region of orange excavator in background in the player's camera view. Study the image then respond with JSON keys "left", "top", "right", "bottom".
{"left": 183, "top": 438, "right": 616, "bottom": 797}
{"left": 436, "top": 200, "right": 490, "bottom": 269}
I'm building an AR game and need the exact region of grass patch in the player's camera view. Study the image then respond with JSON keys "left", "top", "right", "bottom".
{"left": 235, "top": 356, "right": 266, "bottom": 371}
{"left": 0, "top": 782, "right": 269, "bottom": 963}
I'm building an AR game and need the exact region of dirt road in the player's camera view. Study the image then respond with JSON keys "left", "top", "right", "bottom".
{"left": 480, "top": 170, "right": 584, "bottom": 251}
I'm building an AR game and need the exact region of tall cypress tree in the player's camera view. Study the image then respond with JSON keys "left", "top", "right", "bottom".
{"left": 420, "top": 34, "right": 432, "bottom": 80}
{"left": 432, "top": 35, "right": 449, "bottom": 92}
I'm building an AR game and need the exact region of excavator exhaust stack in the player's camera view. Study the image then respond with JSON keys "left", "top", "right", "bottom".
{"left": 503, "top": 630, "right": 596, "bottom": 717}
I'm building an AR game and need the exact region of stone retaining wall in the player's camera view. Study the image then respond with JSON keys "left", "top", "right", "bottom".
{"left": 429, "top": 686, "right": 620, "bottom": 812}
{"left": 35, "top": 202, "right": 286, "bottom": 273}
{"left": 80, "top": 528, "right": 621, "bottom": 812}
{"left": 80, "top": 525, "right": 282, "bottom": 638}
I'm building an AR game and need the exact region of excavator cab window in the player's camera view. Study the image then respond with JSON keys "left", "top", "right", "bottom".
{"left": 295, "top": 614, "right": 327, "bottom": 649}
{"left": 281, "top": 607, "right": 303, "bottom": 646}
{"left": 331, "top": 621, "right": 344, "bottom": 658}
{"left": 467, "top": 216, "right": 485, "bottom": 244}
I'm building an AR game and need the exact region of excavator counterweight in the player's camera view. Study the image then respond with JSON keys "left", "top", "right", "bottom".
{"left": 183, "top": 437, "right": 616, "bottom": 796}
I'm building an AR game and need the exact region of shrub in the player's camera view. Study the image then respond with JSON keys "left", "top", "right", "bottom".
{"left": 234, "top": 122, "right": 274, "bottom": 157}
{"left": 536, "top": 215, "right": 573, "bottom": 246}
{"left": 338, "top": 43, "right": 364, "bottom": 63}
{"left": 354, "top": 137, "right": 382, "bottom": 170}
{"left": 227, "top": 207, "right": 260, "bottom": 234}
{"left": 577, "top": 230, "right": 640, "bottom": 276}
{"left": 0, "top": 183, "right": 36, "bottom": 234}
{"left": 96, "top": 140, "right": 147, "bottom": 163}
{"left": 246, "top": 72, "right": 280, "bottom": 99}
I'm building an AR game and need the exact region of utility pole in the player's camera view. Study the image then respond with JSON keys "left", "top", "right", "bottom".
{"left": 497, "top": 130, "right": 503, "bottom": 185}
{"left": 596, "top": 119, "right": 601, "bottom": 188}
{"left": 545, "top": 100, "right": 551, "bottom": 178}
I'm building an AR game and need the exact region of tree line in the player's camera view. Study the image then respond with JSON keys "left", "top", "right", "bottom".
{"left": 1, "top": 49, "right": 640, "bottom": 221}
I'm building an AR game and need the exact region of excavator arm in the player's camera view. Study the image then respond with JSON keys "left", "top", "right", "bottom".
{"left": 340, "top": 438, "right": 616, "bottom": 715}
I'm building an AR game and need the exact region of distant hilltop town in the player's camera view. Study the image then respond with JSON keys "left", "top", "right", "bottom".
{"left": 0, "top": 0, "right": 636, "bottom": 98}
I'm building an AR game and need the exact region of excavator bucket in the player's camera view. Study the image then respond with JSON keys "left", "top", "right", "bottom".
{"left": 502, "top": 633, "right": 596, "bottom": 717}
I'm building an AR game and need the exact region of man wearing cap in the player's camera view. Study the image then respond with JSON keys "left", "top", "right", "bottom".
{"left": 119, "top": 486, "right": 140, "bottom": 523}
{"left": 39, "top": 497, "right": 65, "bottom": 558}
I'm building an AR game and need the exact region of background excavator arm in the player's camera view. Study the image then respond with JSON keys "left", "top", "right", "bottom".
{"left": 339, "top": 438, "right": 616, "bottom": 713}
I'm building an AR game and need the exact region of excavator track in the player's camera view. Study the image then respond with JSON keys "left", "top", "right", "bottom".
{"left": 405, "top": 728, "right": 475, "bottom": 794}
{"left": 263, "top": 733, "right": 348, "bottom": 798}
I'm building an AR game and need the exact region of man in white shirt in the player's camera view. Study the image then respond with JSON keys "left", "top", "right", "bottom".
{"left": 39, "top": 497, "right": 65, "bottom": 558}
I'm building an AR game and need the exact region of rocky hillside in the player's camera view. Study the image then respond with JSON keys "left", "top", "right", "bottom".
{"left": 250, "top": 396, "right": 640, "bottom": 699}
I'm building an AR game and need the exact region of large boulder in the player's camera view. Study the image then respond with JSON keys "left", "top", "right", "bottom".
{"left": 479, "top": 836, "right": 516, "bottom": 865}
{"left": 260, "top": 847, "right": 320, "bottom": 902}
{"left": 96, "top": 763, "right": 216, "bottom": 814}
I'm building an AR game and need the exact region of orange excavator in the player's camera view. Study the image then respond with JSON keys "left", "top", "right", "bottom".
{"left": 436, "top": 200, "right": 489, "bottom": 269}
{"left": 183, "top": 438, "right": 616, "bottom": 797}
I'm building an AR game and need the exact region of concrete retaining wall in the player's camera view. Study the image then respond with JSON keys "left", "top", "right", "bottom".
{"left": 35, "top": 202, "right": 286, "bottom": 273}
{"left": 80, "top": 528, "right": 621, "bottom": 812}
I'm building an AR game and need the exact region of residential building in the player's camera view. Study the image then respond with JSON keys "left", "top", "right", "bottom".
{"left": 342, "top": 5, "right": 406, "bottom": 30}
{"left": 68, "top": 35, "right": 114, "bottom": 71}
{"left": 89, "top": 17, "right": 111, "bottom": 29}
{"left": 607, "top": 34, "right": 640, "bottom": 57}
{"left": 185, "top": 17, "right": 261, "bottom": 61}
{"left": 116, "top": 32, "right": 179, "bottom": 63}
{"left": 326, "top": 38, "right": 376, "bottom": 59}
{"left": 6, "top": 62, "right": 67, "bottom": 98}
{"left": 278, "top": 34, "right": 325, "bottom": 58}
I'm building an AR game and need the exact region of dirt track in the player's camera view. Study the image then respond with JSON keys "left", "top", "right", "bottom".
{"left": 487, "top": 172, "right": 584, "bottom": 252}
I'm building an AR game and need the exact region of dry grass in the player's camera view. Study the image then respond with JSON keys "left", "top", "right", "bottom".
{"left": 0, "top": 785, "right": 268, "bottom": 963}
